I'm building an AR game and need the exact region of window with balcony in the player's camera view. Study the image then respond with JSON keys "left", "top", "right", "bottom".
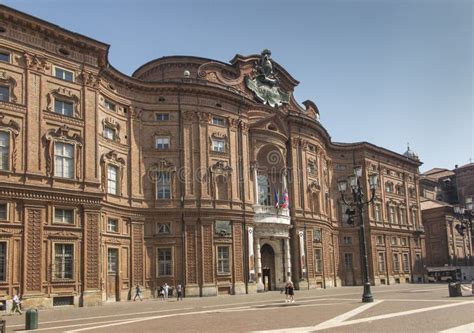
{"left": 54, "top": 244, "right": 74, "bottom": 279}
{"left": 54, "top": 142, "right": 74, "bottom": 178}
{"left": 257, "top": 175, "right": 271, "bottom": 206}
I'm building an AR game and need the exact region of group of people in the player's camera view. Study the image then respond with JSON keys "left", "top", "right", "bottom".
{"left": 133, "top": 283, "right": 183, "bottom": 301}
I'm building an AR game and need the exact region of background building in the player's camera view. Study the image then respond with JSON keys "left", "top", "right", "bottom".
{"left": 420, "top": 163, "right": 474, "bottom": 280}
{"left": 0, "top": 5, "right": 424, "bottom": 309}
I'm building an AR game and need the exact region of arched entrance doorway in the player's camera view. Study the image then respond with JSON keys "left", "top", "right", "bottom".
{"left": 261, "top": 244, "right": 275, "bottom": 291}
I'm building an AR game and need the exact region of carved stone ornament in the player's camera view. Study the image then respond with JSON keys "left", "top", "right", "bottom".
{"left": 46, "top": 87, "right": 81, "bottom": 118}
{"left": 0, "top": 71, "right": 18, "bottom": 103}
{"left": 245, "top": 49, "right": 290, "bottom": 108}
{"left": 23, "top": 52, "right": 50, "bottom": 72}
{"left": 210, "top": 160, "right": 232, "bottom": 175}
{"left": 308, "top": 180, "right": 321, "bottom": 193}
{"left": 76, "top": 70, "right": 100, "bottom": 88}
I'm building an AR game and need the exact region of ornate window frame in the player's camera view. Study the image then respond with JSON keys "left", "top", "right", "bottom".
{"left": 0, "top": 70, "right": 17, "bottom": 103}
{"left": 52, "top": 242, "right": 75, "bottom": 281}
{"left": 100, "top": 150, "right": 125, "bottom": 196}
{"left": 209, "top": 132, "right": 228, "bottom": 154}
{"left": 53, "top": 207, "right": 76, "bottom": 225}
{"left": 148, "top": 159, "right": 177, "bottom": 200}
{"left": 210, "top": 161, "right": 232, "bottom": 201}
{"left": 102, "top": 118, "right": 121, "bottom": 143}
{"left": 0, "top": 113, "right": 19, "bottom": 172}
{"left": 44, "top": 125, "right": 83, "bottom": 179}
{"left": 46, "top": 87, "right": 81, "bottom": 118}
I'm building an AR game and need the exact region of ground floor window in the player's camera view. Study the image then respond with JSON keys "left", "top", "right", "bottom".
{"left": 393, "top": 253, "right": 400, "bottom": 272}
{"left": 344, "top": 253, "right": 353, "bottom": 271}
{"left": 402, "top": 253, "right": 410, "bottom": 272}
{"left": 54, "top": 243, "right": 73, "bottom": 279}
{"left": 0, "top": 242, "right": 5, "bottom": 281}
{"left": 314, "top": 249, "right": 322, "bottom": 273}
{"left": 217, "top": 246, "right": 230, "bottom": 274}
{"left": 157, "top": 248, "right": 172, "bottom": 276}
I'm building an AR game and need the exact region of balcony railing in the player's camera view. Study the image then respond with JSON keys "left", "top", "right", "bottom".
{"left": 252, "top": 205, "right": 290, "bottom": 224}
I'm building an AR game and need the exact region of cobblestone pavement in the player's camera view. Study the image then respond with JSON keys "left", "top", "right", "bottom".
{"left": 2, "top": 283, "right": 473, "bottom": 333}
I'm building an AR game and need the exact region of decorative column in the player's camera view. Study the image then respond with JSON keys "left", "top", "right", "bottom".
{"left": 252, "top": 162, "right": 259, "bottom": 205}
{"left": 256, "top": 238, "right": 264, "bottom": 291}
{"left": 248, "top": 227, "right": 255, "bottom": 282}
{"left": 285, "top": 237, "right": 292, "bottom": 282}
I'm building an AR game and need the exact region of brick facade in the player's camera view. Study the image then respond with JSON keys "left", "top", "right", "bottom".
{"left": 0, "top": 5, "right": 425, "bottom": 309}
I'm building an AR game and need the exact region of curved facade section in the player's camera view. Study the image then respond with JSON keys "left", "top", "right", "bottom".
{"left": 0, "top": 5, "right": 425, "bottom": 309}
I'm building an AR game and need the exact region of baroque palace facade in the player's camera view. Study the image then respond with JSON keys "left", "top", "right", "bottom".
{"left": 0, "top": 5, "right": 425, "bottom": 309}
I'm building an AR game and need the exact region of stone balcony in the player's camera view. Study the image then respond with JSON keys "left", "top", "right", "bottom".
{"left": 252, "top": 205, "right": 291, "bottom": 225}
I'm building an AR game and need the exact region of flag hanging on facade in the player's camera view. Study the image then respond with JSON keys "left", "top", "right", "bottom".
{"left": 280, "top": 189, "right": 289, "bottom": 208}
{"left": 274, "top": 190, "right": 280, "bottom": 208}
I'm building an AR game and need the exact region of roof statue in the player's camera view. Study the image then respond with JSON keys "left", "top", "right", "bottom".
{"left": 245, "top": 49, "right": 290, "bottom": 108}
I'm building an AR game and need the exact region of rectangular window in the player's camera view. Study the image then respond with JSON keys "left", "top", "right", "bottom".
{"left": 389, "top": 206, "right": 396, "bottom": 223}
{"left": 392, "top": 253, "right": 400, "bottom": 272}
{"left": 399, "top": 209, "right": 406, "bottom": 224}
{"left": 54, "top": 244, "right": 73, "bottom": 279}
{"left": 212, "top": 117, "right": 225, "bottom": 126}
{"left": 375, "top": 203, "right": 381, "bottom": 221}
{"left": 103, "top": 127, "right": 116, "bottom": 141}
{"left": 0, "top": 52, "right": 10, "bottom": 63}
{"left": 378, "top": 252, "right": 386, "bottom": 272}
{"left": 344, "top": 253, "right": 353, "bottom": 271}
{"left": 376, "top": 235, "right": 384, "bottom": 245}
{"left": 155, "top": 137, "right": 170, "bottom": 150}
{"left": 391, "top": 237, "right": 397, "bottom": 246}
{"left": 217, "top": 246, "right": 230, "bottom": 273}
{"left": 0, "top": 86, "right": 9, "bottom": 102}
{"left": 107, "top": 218, "right": 119, "bottom": 233}
{"left": 0, "top": 242, "right": 5, "bottom": 281}
{"left": 212, "top": 139, "right": 225, "bottom": 152}
{"left": 401, "top": 237, "right": 408, "bottom": 246}
{"left": 342, "top": 236, "right": 352, "bottom": 245}
{"left": 157, "top": 248, "right": 172, "bottom": 276}
{"left": 54, "top": 67, "right": 74, "bottom": 82}
{"left": 107, "top": 165, "right": 118, "bottom": 195}
{"left": 104, "top": 99, "right": 116, "bottom": 111}
{"left": 0, "top": 131, "right": 9, "bottom": 171}
{"left": 314, "top": 249, "right": 322, "bottom": 273}
{"left": 107, "top": 248, "right": 118, "bottom": 273}
{"left": 156, "top": 171, "right": 171, "bottom": 199}
{"left": 411, "top": 210, "right": 417, "bottom": 225}
{"left": 54, "top": 208, "right": 74, "bottom": 224}
{"left": 155, "top": 113, "right": 170, "bottom": 121}
{"left": 402, "top": 253, "right": 410, "bottom": 272}
{"left": 54, "top": 99, "right": 74, "bottom": 116}
{"left": 157, "top": 223, "right": 171, "bottom": 234}
{"left": 54, "top": 142, "right": 74, "bottom": 178}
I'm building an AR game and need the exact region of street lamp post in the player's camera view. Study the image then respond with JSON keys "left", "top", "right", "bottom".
{"left": 337, "top": 166, "right": 378, "bottom": 303}
{"left": 453, "top": 197, "right": 473, "bottom": 265}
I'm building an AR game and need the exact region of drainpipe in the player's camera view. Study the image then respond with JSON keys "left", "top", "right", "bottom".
{"left": 178, "top": 83, "right": 186, "bottom": 294}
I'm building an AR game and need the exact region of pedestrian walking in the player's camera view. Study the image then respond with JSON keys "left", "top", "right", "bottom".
{"left": 284, "top": 282, "right": 290, "bottom": 303}
{"left": 287, "top": 281, "right": 295, "bottom": 303}
{"left": 176, "top": 283, "right": 183, "bottom": 301}
{"left": 163, "top": 283, "right": 169, "bottom": 299}
{"left": 133, "top": 284, "right": 143, "bottom": 301}
{"left": 11, "top": 293, "right": 22, "bottom": 315}
{"left": 158, "top": 286, "right": 165, "bottom": 300}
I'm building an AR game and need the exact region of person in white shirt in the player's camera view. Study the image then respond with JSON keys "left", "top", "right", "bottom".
{"left": 11, "top": 294, "right": 22, "bottom": 315}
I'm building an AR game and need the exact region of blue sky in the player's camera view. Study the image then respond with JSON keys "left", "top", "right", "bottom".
{"left": 4, "top": 0, "right": 472, "bottom": 172}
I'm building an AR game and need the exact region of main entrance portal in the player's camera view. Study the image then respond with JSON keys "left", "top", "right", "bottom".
{"left": 261, "top": 244, "right": 275, "bottom": 291}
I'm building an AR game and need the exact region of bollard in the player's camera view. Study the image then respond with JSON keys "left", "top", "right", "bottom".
{"left": 472, "top": 279, "right": 474, "bottom": 295}
{"left": 25, "top": 308, "right": 38, "bottom": 330}
{"left": 0, "top": 319, "right": 5, "bottom": 333}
